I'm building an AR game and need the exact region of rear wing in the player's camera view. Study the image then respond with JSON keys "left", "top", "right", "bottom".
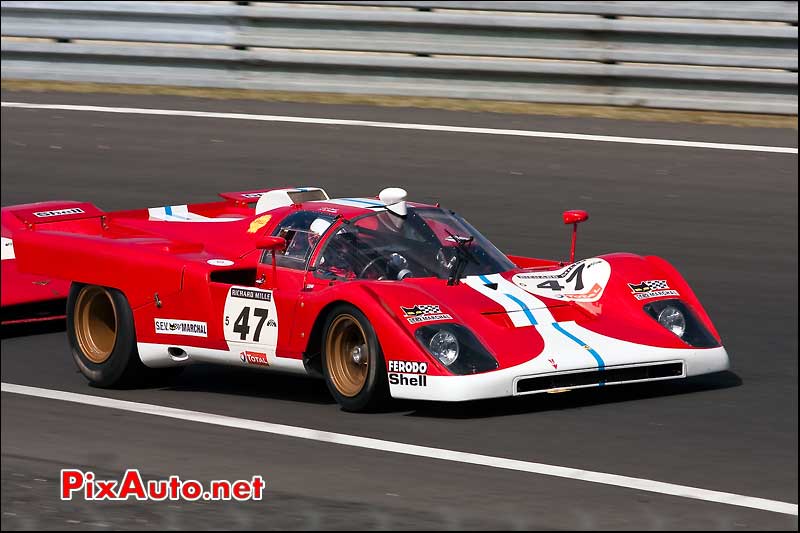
{"left": 5, "top": 201, "right": 104, "bottom": 228}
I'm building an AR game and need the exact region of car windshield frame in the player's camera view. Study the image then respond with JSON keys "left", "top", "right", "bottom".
{"left": 310, "top": 207, "right": 515, "bottom": 281}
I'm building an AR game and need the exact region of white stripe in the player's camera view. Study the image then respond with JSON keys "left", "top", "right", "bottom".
{"left": 462, "top": 275, "right": 602, "bottom": 369}
{"left": 147, "top": 205, "right": 243, "bottom": 222}
{"left": 472, "top": 276, "right": 603, "bottom": 368}
{"left": 2, "top": 102, "right": 796, "bottom": 155}
{"left": 464, "top": 274, "right": 557, "bottom": 327}
{"left": 137, "top": 342, "right": 307, "bottom": 374}
{"left": 463, "top": 275, "right": 531, "bottom": 327}
{"left": 489, "top": 274, "right": 557, "bottom": 325}
{"left": 2, "top": 382, "right": 795, "bottom": 516}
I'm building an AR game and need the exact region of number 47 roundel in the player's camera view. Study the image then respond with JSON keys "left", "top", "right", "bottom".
{"left": 223, "top": 286, "right": 279, "bottom": 349}
{"left": 511, "top": 258, "right": 612, "bottom": 303}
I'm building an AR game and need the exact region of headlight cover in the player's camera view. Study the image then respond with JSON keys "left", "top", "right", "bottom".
{"left": 644, "top": 299, "right": 719, "bottom": 348}
{"left": 657, "top": 305, "right": 686, "bottom": 338}
{"left": 429, "top": 329, "right": 459, "bottom": 366}
{"left": 415, "top": 324, "right": 498, "bottom": 375}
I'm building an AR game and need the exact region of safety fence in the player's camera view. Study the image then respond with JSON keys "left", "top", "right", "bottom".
{"left": 1, "top": 1, "right": 797, "bottom": 113}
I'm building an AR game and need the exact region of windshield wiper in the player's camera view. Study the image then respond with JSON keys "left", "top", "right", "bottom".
{"left": 445, "top": 229, "right": 477, "bottom": 286}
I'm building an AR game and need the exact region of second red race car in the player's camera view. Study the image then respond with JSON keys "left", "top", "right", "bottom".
{"left": 1, "top": 186, "right": 729, "bottom": 411}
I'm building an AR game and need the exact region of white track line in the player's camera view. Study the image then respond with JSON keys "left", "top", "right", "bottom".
{"left": 2, "top": 382, "right": 797, "bottom": 516}
{"left": 2, "top": 102, "right": 796, "bottom": 154}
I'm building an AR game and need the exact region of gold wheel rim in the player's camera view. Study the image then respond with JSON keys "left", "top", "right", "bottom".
{"left": 325, "top": 314, "right": 369, "bottom": 397}
{"left": 74, "top": 286, "right": 118, "bottom": 364}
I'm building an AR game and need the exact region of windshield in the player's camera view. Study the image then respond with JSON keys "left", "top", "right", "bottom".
{"left": 313, "top": 208, "right": 515, "bottom": 281}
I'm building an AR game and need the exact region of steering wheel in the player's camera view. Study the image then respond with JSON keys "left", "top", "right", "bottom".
{"left": 358, "top": 256, "right": 389, "bottom": 279}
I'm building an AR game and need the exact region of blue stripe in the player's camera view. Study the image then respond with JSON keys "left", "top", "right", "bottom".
{"left": 341, "top": 198, "right": 385, "bottom": 207}
{"left": 552, "top": 322, "right": 605, "bottom": 375}
{"left": 504, "top": 293, "right": 537, "bottom": 326}
{"left": 478, "top": 274, "right": 493, "bottom": 285}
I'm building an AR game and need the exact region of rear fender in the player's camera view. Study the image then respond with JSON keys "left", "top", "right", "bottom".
{"left": 1, "top": 202, "right": 100, "bottom": 322}
{"left": 13, "top": 228, "right": 185, "bottom": 309}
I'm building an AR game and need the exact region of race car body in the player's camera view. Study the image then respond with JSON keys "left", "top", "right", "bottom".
{"left": 0, "top": 186, "right": 729, "bottom": 411}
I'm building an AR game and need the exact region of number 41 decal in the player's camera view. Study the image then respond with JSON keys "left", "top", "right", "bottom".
{"left": 537, "top": 263, "right": 585, "bottom": 292}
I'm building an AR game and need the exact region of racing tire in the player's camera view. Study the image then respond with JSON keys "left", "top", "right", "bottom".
{"left": 321, "top": 304, "right": 389, "bottom": 412}
{"left": 67, "top": 283, "right": 149, "bottom": 388}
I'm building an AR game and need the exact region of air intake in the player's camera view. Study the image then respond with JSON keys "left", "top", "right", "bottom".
{"left": 516, "top": 361, "right": 684, "bottom": 395}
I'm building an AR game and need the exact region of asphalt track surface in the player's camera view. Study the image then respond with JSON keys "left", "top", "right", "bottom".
{"left": 1, "top": 90, "right": 797, "bottom": 530}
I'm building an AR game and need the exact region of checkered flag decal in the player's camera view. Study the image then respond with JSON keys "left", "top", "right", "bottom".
{"left": 645, "top": 280, "right": 669, "bottom": 290}
{"left": 416, "top": 304, "right": 441, "bottom": 314}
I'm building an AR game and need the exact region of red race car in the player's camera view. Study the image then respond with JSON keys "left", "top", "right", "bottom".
{"left": 1, "top": 187, "right": 729, "bottom": 411}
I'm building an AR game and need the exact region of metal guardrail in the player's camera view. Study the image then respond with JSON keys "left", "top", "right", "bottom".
{"left": 1, "top": 1, "right": 797, "bottom": 114}
{"left": 280, "top": 2, "right": 799, "bottom": 22}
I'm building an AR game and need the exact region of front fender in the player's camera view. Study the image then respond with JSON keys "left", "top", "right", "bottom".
{"left": 293, "top": 281, "right": 452, "bottom": 376}
{"left": 644, "top": 255, "right": 722, "bottom": 342}
{"left": 574, "top": 253, "right": 722, "bottom": 348}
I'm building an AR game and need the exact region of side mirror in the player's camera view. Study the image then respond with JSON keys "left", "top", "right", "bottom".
{"left": 562, "top": 210, "right": 589, "bottom": 263}
{"left": 255, "top": 236, "right": 286, "bottom": 289}
{"left": 563, "top": 210, "right": 589, "bottom": 225}
{"left": 255, "top": 235, "right": 286, "bottom": 251}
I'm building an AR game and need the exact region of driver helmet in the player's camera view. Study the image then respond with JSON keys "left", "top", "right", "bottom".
{"left": 310, "top": 217, "right": 331, "bottom": 236}
{"left": 308, "top": 217, "right": 332, "bottom": 247}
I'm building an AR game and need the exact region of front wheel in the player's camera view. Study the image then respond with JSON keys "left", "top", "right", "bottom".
{"left": 67, "top": 283, "right": 147, "bottom": 387}
{"left": 321, "top": 304, "right": 388, "bottom": 412}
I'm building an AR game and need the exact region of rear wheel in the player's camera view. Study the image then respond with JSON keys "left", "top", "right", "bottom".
{"left": 322, "top": 304, "right": 388, "bottom": 412}
{"left": 68, "top": 283, "right": 158, "bottom": 387}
